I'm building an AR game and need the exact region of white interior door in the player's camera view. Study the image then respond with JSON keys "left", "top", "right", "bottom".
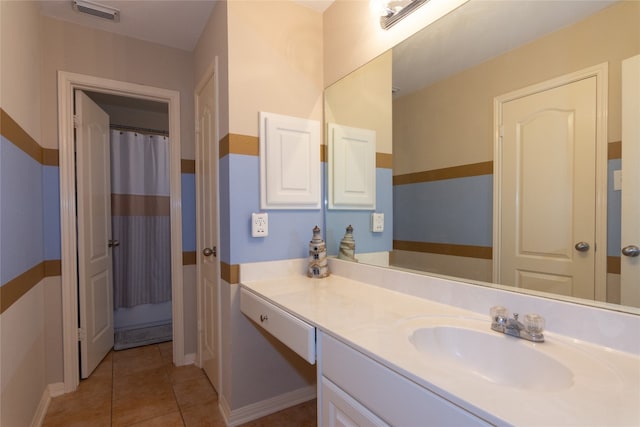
{"left": 76, "top": 90, "right": 114, "bottom": 378}
{"left": 196, "top": 72, "right": 220, "bottom": 391}
{"left": 621, "top": 55, "right": 640, "bottom": 307}
{"left": 498, "top": 77, "right": 598, "bottom": 299}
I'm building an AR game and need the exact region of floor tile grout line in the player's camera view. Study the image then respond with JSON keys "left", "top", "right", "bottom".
{"left": 161, "top": 343, "right": 190, "bottom": 426}
{"left": 111, "top": 350, "right": 115, "bottom": 426}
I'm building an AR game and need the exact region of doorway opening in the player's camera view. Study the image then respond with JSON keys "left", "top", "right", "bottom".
{"left": 85, "top": 91, "right": 173, "bottom": 351}
{"left": 58, "top": 71, "right": 184, "bottom": 392}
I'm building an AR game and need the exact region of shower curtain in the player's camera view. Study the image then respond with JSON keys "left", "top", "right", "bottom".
{"left": 110, "top": 129, "right": 171, "bottom": 309}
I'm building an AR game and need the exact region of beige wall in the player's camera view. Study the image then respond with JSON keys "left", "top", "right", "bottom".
{"left": 393, "top": 1, "right": 640, "bottom": 174}
{"left": 0, "top": 2, "right": 48, "bottom": 426}
{"left": 0, "top": 0, "right": 42, "bottom": 141}
{"left": 325, "top": 50, "right": 393, "bottom": 154}
{"left": 227, "top": 0, "right": 323, "bottom": 136}
{"left": 323, "top": 0, "right": 468, "bottom": 87}
{"left": 194, "top": 1, "right": 229, "bottom": 139}
{"left": 209, "top": 1, "right": 323, "bottom": 415}
{"left": 390, "top": 251, "right": 493, "bottom": 283}
{"left": 39, "top": 16, "right": 196, "bottom": 159}
{"left": 1, "top": 283, "right": 47, "bottom": 427}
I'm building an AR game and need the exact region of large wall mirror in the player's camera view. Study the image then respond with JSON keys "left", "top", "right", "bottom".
{"left": 324, "top": 0, "right": 640, "bottom": 313}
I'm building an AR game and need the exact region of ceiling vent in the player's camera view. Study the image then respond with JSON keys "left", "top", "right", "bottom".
{"left": 72, "top": 0, "right": 120, "bottom": 22}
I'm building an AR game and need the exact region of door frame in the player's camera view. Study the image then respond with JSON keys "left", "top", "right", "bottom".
{"left": 194, "top": 59, "right": 222, "bottom": 391}
{"left": 58, "top": 71, "right": 184, "bottom": 392}
{"left": 493, "top": 63, "right": 608, "bottom": 301}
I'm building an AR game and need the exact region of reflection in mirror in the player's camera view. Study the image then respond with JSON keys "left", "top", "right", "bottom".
{"left": 324, "top": 52, "right": 393, "bottom": 264}
{"left": 324, "top": 0, "right": 640, "bottom": 312}
{"left": 379, "top": 0, "right": 428, "bottom": 30}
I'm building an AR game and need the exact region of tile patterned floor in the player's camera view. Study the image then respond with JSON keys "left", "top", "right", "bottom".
{"left": 42, "top": 342, "right": 316, "bottom": 426}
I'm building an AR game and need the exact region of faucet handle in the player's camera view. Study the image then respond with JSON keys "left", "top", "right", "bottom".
{"left": 490, "top": 306, "right": 509, "bottom": 323}
{"left": 523, "top": 313, "right": 545, "bottom": 335}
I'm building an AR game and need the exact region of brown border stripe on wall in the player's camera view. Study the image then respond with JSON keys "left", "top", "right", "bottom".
{"left": 111, "top": 194, "right": 170, "bottom": 216}
{"left": 607, "top": 256, "right": 621, "bottom": 275}
{"left": 1, "top": 108, "right": 59, "bottom": 166}
{"left": 221, "top": 262, "right": 240, "bottom": 284}
{"left": 394, "top": 161, "right": 493, "bottom": 185}
{"left": 608, "top": 141, "right": 621, "bottom": 160}
{"left": 222, "top": 134, "right": 337, "bottom": 163}
{"left": 376, "top": 153, "right": 393, "bottom": 169}
{"left": 1, "top": 260, "right": 61, "bottom": 314}
{"left": 183, "top": 251, "right": 196, "bottom": 266}
{"left": 44, "top": 260, "right": 62, "bottom": 276}
{"left": 220, "top": 134, "right": 259, "bottom": 158}
{"left": 322, "top": 145, "right": 391, "bottom": 167}
{"left": 394, "top": 240, "right": 492, "bottom": 260}
{"left": 181, "top": 159, "right": 196, "bottom": 173}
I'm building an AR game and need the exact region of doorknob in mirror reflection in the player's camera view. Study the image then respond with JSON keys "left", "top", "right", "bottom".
{"left": 622, "top": 245, "right": 640, "bottom": 257}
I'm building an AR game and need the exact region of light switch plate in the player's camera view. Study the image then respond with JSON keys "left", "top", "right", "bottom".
{"left": 371, "top": 213, "right": 384, "bottom": 232}
{"left": 252, "top": 212, "right": 269, "bottom": 237}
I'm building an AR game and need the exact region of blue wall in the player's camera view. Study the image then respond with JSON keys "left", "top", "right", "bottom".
{"left": 220, "top": 154, "right": 324, "bottom": 265}
{"left": 608, "top": 159, "right": 621, "bottom": 257}
{"left": 393, "top": 162, "right": 623, "bottom": 257}
{"left": 0, "top": 136, "right": 44, "bottom": 285}
{"left": 325, "top": 167, "right": 393, "bottom": 257}
{"left": 1, "top": 129, "right": 197, "bottom": 291}
{"left": 393, "top": 174, "right": 493, "bottom": 247}
{"left": 181, "top": 173, "right": 196, "bottom": 252}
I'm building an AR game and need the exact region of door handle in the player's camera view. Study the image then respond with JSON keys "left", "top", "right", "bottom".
{"left": 622, "top": 245, "right": 640, "bottom": 257}
{"left": 574, "top": 241, "right": 590, "bottom": 252}
{"left": 108, "top": 240, "right": 120, "bottom": 248}
{"left": 202, "top": 247, "right": 217, "bottom": 257}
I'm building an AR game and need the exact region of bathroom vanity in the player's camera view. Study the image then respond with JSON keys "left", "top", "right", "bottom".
{"left": 240, "top": 259, "right": 640, "bottom": 426}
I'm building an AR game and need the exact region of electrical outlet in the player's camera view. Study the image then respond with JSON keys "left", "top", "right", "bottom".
{"left": 251, "top": 212, "right": 269, "bottom": 237}
{"left": 614, "top": 170, "right": 622, "bottom": 191}
{"left": 371, "top": 213, "right": 384, "bottom": 232}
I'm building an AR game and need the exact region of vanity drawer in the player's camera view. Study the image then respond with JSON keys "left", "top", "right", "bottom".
{"left": 240, "top": 288, "right": 316, "bottom": 364}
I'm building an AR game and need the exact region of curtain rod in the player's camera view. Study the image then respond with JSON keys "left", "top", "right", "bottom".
{"left": 110, "top": 124, "right": 169, "bottom": 136}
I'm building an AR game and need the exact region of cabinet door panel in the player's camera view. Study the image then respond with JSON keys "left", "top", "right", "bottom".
{"left": 322, "top": 377, "right": 389, "bottom": 427}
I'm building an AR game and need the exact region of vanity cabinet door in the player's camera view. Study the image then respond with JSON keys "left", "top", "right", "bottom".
{"left": 319, "top": 332, "right": 492, "bottom": 427}
{"left": 321, "top": 377, "right": 390, "bottom": 427}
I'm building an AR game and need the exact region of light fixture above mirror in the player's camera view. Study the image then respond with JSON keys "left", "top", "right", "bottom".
{"left": 378, "top": 0, "right": 428, "bottom": 29}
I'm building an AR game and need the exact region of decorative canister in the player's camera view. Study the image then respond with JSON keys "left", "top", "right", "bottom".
{"left": 308, "top": 225, "right": 329, "bottom": 278}
{"left": 338, "top": 224, "right": 357, "bottom": 262}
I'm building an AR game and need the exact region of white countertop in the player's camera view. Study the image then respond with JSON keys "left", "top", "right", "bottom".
{"left": 241, "top": 272, "right": 640, "bottom": 427}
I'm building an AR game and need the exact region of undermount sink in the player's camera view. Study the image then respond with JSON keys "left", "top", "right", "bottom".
{"left": 409, "top": 325, "right": 574, "bottom": 391}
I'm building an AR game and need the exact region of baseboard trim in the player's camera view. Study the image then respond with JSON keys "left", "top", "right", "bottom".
{"left": 220, "top": 385, "right": 317, "bottom": 426}
{"left": 48, "top": 382, "right": 65, "bottom": 398}
{"left": 183, "top": 352, "right": 196, "bottom": 365}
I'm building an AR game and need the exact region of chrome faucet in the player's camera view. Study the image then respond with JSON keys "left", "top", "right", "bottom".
{"left": 490, "top": 306, "right": 545, "bottom": 343}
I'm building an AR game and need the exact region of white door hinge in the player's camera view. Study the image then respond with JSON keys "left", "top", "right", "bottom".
{"left": 73, "top": 114, "right": 80, "bottom": 128}
{"left": 78, "top": 328, "right": 86, "bottom": 342}
{"left": 499, "top": 125, "right": 504, "bottom": 138}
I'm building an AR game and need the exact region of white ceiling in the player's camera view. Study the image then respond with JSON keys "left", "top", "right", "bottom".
{"left": 38, "top": 0, "right": 333, "bottom": 52}
{"left": 38, "top": 1, "right": 216, "bottom": 51}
